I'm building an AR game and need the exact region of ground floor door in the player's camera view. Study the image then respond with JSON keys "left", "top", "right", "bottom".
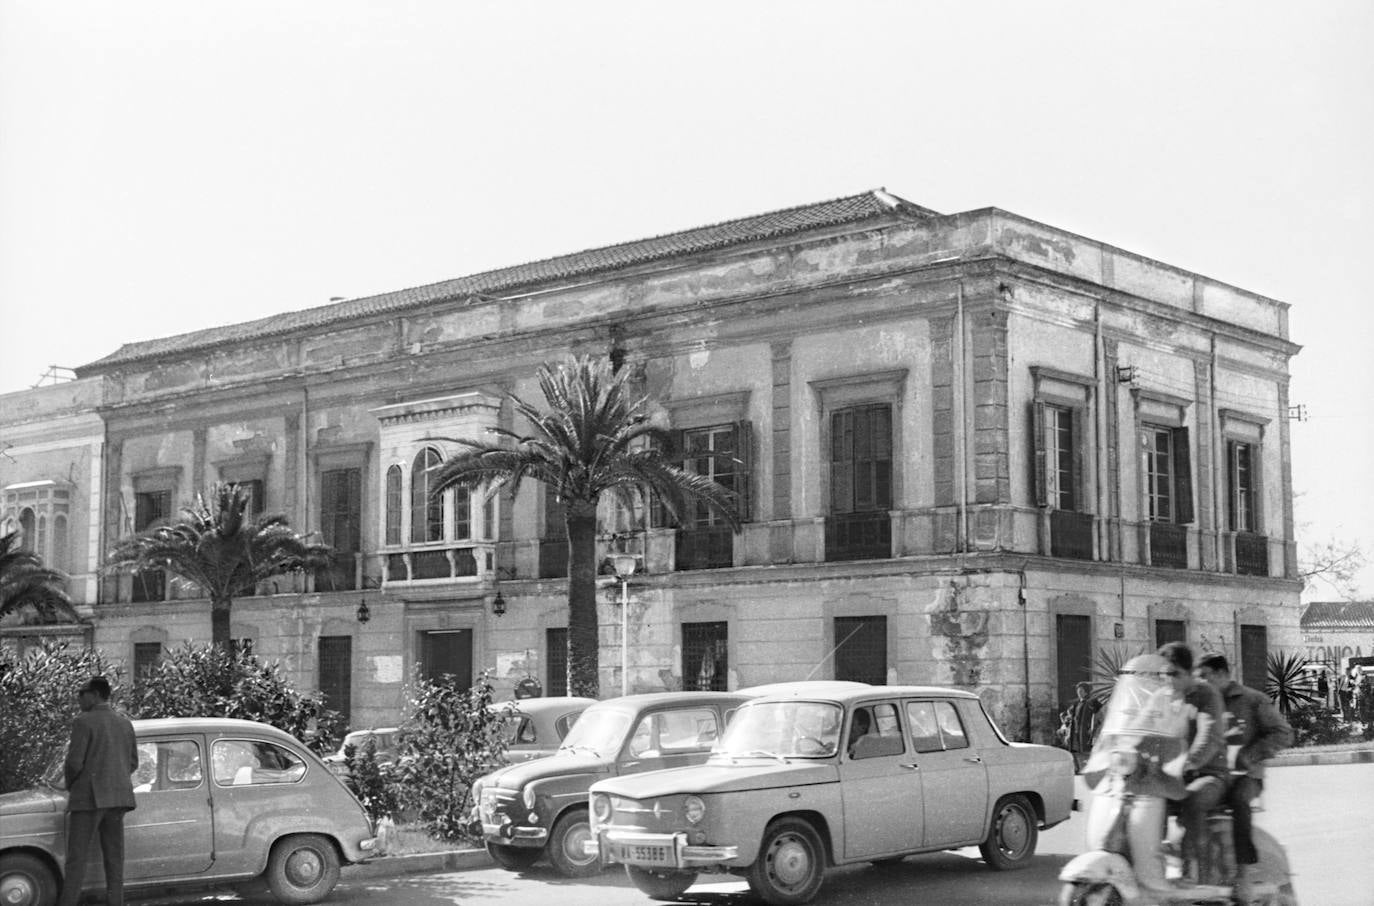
{"left": 420, "top": 629, "right": 473, "bottom": 689}
{"left": 1055, "top": 614, "right": 1092, "bottom": 710}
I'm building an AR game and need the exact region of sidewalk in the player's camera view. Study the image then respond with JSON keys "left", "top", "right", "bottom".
{"left": 1269, "top": 742, "right": 1374, "bottom": 767}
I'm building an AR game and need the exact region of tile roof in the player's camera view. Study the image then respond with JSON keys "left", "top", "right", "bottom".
{"left": 79, "top": 189, "right": 936, "bottom": 372}
{"left": 1300, "top": 601, "right": 1374, "bottom": 631}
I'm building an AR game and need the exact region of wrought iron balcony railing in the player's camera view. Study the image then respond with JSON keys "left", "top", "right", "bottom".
{"left": 1050, "top": 510, "right": 1095, "bottom": 560}
{"left": 1150, "top": 522, "right": 1188, "bottom": 569}
{"left": 825, "top": 511, "right": 891, "bottom": 562}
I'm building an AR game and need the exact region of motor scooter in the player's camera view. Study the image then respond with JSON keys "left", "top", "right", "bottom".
{"left": 1057, "top": 655, "right": 1298, "bottom": 906}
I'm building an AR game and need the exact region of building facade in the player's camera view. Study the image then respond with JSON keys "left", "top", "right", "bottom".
{"left": 1, "top": 190, "right": 1303, "bottom": 739}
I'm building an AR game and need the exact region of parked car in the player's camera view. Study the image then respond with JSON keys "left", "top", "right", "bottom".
{"left": 0, "top": 717, "right": 377, "bottom": 906}
{"left": 492, "top": 696, "right": 597, "bottom": 764}
{"left": 321, "top": 727, "right": 401, "bottom": 777}
{"left": 470, "top": 691, "right": 752, "bottom": 877}
{"left": 588, "top": 684, "right": 1075, "bottom": 904}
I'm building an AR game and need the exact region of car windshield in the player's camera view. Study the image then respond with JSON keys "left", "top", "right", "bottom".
{"left": 557, "top": 707, "right": 631, "bottom": 758}
{"left": 713, "top": 701, "right": 843, "bottom": 759}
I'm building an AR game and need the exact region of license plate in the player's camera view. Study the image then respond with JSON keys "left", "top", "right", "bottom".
{"left": 617, "top": 843, "right": 674, "bottom": 867}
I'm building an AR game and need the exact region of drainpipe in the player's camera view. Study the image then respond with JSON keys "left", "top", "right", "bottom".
{"left": 956, "top": 281, "right": 968, "bottom": 561}
{"left": 1020, "top": 563, "right": 1032, "bottom": 741}
{"left": 1210, "top": 333, "right": 1221, "bottom": 571}
{"left": 1094, "top": 301, "right": 1107, "bottom": 559}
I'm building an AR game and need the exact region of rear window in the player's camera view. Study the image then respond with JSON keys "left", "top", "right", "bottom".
{"left": 213, "top": 739, "right": 306, "bottom": 786}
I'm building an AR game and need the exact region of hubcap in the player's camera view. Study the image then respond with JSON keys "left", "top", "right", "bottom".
{"left": 565, "top": 822, "right": 594, "bottom": 865}
{"left": 999, "top": 806, "right": 1029, "bottom": 856}
{"left": 769, "top": 834, "right": 813, "bottom": 888}
{"left": 285, "top": 848, "right": 324, "bottom": 886}
{"left": 1, "top": 875, "right": 36, "bottom": 906}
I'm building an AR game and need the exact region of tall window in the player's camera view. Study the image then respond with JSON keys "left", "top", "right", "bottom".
{"left": 1240, "top": 624, "right": 1268, "bottom": 691}
{"left": 1228, "top": 441, "right": 1257, "bottom": 533}
{"left": 420, "top": 629, "right": 472, "bottom": 690}
{"left": 834, "top": 615, "right": 886, "bottom": 684}
{"left": 1155, "top": 619, "right": 1186, "bottom": 647}
{"left": 453, "top": 487, "right": 471, "bottom": 540}
{"left": 546, "top": 627, "right": 569, "bottom": 697}
{"left": 827, "top": 405, "right": 892, "bottom": 561}
{"left": 665, "top": 422, "right": 752, "bottom": 570}
{"left": 682, "top": 622, "right": 728, "bottom": 691}
{"left": 1045, "top": 406, "right": 1076, "bottom": 510}
{"left": 133, "top": 642, "right": 162, "bottom": 687}
{"left": 410, "top": 448, "right": 444, "bottom": 543}
{"left": 1142, "top": 426, "right": 1193, "bottom": 524}
{"left": 385, "top": 465, "right": 403, "bottom": 545}
{"left": 133, "top": 490, "right": 172, "bottom": 602}
{"left": 320, "top": 468, "right": 362, "bottom": 591}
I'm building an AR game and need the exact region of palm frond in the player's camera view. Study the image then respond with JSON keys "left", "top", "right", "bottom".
{"left": 0, "top": 531, "right": 78, "bottom": 623}
{"left": 1266, "top": 650, "right": 1319, "bottom": 718}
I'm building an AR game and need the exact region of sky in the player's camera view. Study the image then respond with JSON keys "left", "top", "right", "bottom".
{"left": 2, "top": 1, "right": 1371, "bottom": 598}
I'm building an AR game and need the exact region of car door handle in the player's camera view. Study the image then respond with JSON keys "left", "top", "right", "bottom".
{"left": 900, "top": 763, "right": 920, "bottom": 770}
{"left": 963, "top": 756, "right": 982, "bottom": 764}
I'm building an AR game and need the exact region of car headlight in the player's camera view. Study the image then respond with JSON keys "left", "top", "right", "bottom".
{"left": 522, "top": 785, "right": 537, "bottom": 809}
{"left": 683, "top": 795, "right": 706, "bottom": 825}
{"left": 592, "top": 793, "right": 612, "bottom": 823}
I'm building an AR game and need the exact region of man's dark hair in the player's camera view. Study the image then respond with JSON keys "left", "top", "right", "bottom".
{"left": 1157, "top": 641, "right": 1194, "bottom": 672}
{"left": 1197, "top": 653, "right": 1230, "bottom": 674}
{"left": 81, "top": 676, "right": 113, "bottom": 700}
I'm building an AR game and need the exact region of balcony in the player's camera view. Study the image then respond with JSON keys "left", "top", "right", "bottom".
{"left": 675, "top": 526, "right": 734, "bottom": 571}
{"left": 1049, "top": 510, "right": 1094, "bottom": 560}
{"left": 383, "top": 544, "right": 487, "bottom": 584}
{"left": 1235, "top": 532, "right": 1270, "bottom": 577}
{"left": 1149, "top": 523, "right": 1188, "bottom": 569}
{"left": 825, "top": 511, "right": 891, "bottom": 562}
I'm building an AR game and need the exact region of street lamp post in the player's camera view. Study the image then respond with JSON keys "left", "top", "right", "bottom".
{"left": 611, "top": 553, "right": 638, "bottom": 697}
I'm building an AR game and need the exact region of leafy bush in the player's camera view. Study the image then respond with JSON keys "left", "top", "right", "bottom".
{"left": 343, "top": 738, "right": 402, "bottom": 822}
{"left": 0, "top": 641, "right": 124, "bottom": 793}
{"left": 1288, "top": 703, "right": 1354, "bottom": 746}
{"left": 125, "top": 642, "right": 342, "bottom": 756}
{"left": 387, "top": 673, "right": 511, "bottom": 842}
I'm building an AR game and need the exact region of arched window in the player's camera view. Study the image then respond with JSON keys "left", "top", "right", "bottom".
{"left": 410, "top": 448, "right": 444, "bottom": 543}
{"left": 52, "top": 514, "right": 69, "bottom": 572}
{"left": 18, "top": 508, "right": 35, "bottom": 552}
{"left": 385, "top": 465, "right": 403, "bottom": 545}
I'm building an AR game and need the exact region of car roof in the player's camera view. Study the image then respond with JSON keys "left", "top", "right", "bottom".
{"left": 745, "top": 684, "right": 982, "bottom": 705}
{"left": 736, "top": 680, "right": 873, "bottom": 697}
{"left": 489, "top": 696, "right": 597, "bottom": 714}
{"left": 131, "top": 717, "right": 302, "bottom": 739}
{"left": 586, "top": 691, "right": 754, "bottom": 712}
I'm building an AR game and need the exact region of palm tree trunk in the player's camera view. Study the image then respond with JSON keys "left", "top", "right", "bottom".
{"left": 565, "top": 506, "right": 600, "bottom": 698}
{"left": 210, "top": 595, "right": 233, "bottom": 653}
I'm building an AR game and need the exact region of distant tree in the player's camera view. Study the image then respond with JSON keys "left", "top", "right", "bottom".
{"left": 1298, "top": 536, "right": 1366, "bottom": 600}
{"left": 0, "top": 530, "right": 79, "bottom": 624}
{"left": 105, "top": 483, "right": 331, "bottom": 651}
{"left": 428, "top": 355, "right": 740, "bottom": 697}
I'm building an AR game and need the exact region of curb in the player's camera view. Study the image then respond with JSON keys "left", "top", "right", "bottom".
{"left": 1270, "top": 747, "right": 1374, "bottom": 767}
{"left": 343, "top": 848, "right": 492, "bottom": 879}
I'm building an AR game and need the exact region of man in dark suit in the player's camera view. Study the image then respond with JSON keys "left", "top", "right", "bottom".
{"left": 58, "top": 676, "right": 138, "bottom": 906}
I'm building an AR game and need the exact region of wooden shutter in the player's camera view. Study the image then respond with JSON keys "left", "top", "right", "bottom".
{"left": 733, "top": 420, "right": 753, "bottom": 523}
{"left": 831, "top": 410, "right": 854, "bottom": 513}
{"left": 1172, "top": 426, "right": 1194, "bottom": 524}
{"left": 1031, "top": 402, "right": 1048, "bottom": 508}
{"left": 1071, "top": 406, "right": 1087, "bottom": 512}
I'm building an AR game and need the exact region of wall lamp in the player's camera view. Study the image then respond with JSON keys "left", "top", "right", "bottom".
{"left": 356, "top": 598, "right": 371, "bottom": 624}
{"left": 491, "top": 588, "right": 507, "bottom": 617}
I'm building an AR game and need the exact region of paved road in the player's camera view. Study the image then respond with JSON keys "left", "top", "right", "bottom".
{"left": 140, "top": 762, "right": 1371, "bottom": 906}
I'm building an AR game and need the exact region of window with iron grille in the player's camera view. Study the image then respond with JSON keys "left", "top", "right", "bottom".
{"left": 385, "top": 466, "right": 402, "bottom": 545}
{"left": 453, "top": 487, "right": 471, "bottom": 540}
{"left": 319, "top": 469, "right": 361, "bottom": 591}
{"left": 546, "top": 627, "right": 569, "bottom": 696}
{"left": 654, "top": 422, "right": 752, "bottom": 571}
{"left": 682, "top": 622, "right": 728, "bottom": 691}
{"left": 133, "top": 642, "right": 162, "bottom": 687}
{"left": 318, "top": 635, "right": 352, "bottom": 719}
{"left": 1240, "top": 624, "right": 1268, "bottom": 691}
{"left": 237, "top": 479, "right": 264, "bottom": 519}
{"left": 834, "top": 616, "right": 887, "bottom": 684}
{"left": 1155, "top": 619, "right": 1186, "bottom": 648}
{"left": 411, "top": 448, "right": 444, "bottom": 543}
{"left": 132, "top": 490, "right": 171, "bottom": 603}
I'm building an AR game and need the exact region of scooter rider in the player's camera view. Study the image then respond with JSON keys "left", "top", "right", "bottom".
{"left": 1195, "top": 652, "right": 1292, "bottom": 905}
{"left": 1157, "top": 642, "right": 1228, "bottom": 884}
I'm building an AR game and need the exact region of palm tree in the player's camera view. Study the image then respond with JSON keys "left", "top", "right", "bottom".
{"left": 105, "top": 482, "right": 331, "bottom": 650}
{"left": 429, "top": 355, "right": 741, "bottom": 697}
{"left": 0, "top": 531, "right": 79, "bottom": 623}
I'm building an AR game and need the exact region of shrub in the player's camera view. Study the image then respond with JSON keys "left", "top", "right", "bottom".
{"left": 387, "top": 673, "right": 511, "bottom": 842}
{"left": 1265, "top": 650, "right": 1320, "bottom": 718}
{"left": 343, "top": 738, "right": 402, "bottom": 822}
{"left": 126, "top": 642, "right": 342, "bottom": 756}
{"left": 0, "top": 641, "right": 123, "bottom": 793}
{"left": 1288, "top": 703, "right": 1354, "bottom": 746}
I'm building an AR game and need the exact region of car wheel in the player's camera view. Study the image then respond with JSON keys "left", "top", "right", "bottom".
{"left": 0, "top": 853, "right": 57, "bottom": 906}
{"left": 548, "top": 809, "right": 600, "bottom": 877}
{"left": 979, "top": 794, "right": 1038, "bottom": 870}
{"left": 626, "top": 866, "right": 697, "bottom": 901}
{"left": 746, "top": 817, "right": 826, "bottom": 906}
{"left": 265, "top": 833, "right": 342, "bottom": 905}
{"left": 486, "top": 841, "right": 542, "bottom": 871}
{"left": 1057, "top": 880, "right": 1123, "bottom": 906}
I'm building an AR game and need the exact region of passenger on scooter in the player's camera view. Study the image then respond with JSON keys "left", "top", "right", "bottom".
{"left": 1157, "top": 642, "right": 1228, "bottom": 884}
{"left": 1195, "top": 652, "right": 1292, "bottom": 904}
